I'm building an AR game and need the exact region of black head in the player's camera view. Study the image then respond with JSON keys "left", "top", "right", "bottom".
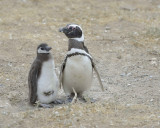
{"left": 59, "top": 24, "right": 84, "bottom": 41}
{"left": 37, "top": 43, "right": 52, "bottom": 54}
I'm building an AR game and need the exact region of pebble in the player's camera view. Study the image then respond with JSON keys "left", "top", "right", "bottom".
{"left": 101, "top": 79, "right": 105, "bottom": 82}
{"left": 120, "top": 73, "right": 126, "bottom": 76}
{"left": 1, "top": 111, "right": 8, "bottom": 115}
{"left": 105, "top": 26, "right": 111, "bottom": 30}
{"left": 127, "top": 72, "right": 132, "bottom": 76}
{"left": 126, "top": 104, "right": 132, "bottom": 107}
{"left": 42, "top": 19, "right": 46, "bottom": 24}
{"left": 127, "top": 83, "right": 131, "bottom": 86}
{"left": 8, "top": 62, "right": 12, "bottom": 67}
{"left": 124, "top": 40, "right": 128, "bottom": 43}
{"left": 0, "top": 84, "right": 4, "bottom": 87}
{"left": 63, "top": 39, "right": 67, "bottom": 41}
{"left": 121, "top": 6, "right": 137, "bottom": 11}
{"left": 150, "top": 58, "right": 158, "bottom": 66}
{"left": 117, "top": 55, "right": 121, "bottom": 59}
{"left": 157, "top": 5, "right": 160, "bottom": 8}
{"left": 133, "top": 32, "right": 139, "bottom": 36}
{"left": 21, "top": 0, "right": 27, "bottom": 2}
{"left": 9, "top": 34, "right": 12, "bottom": 40}
{"left": 150, "top": 99, "right": 154, "bottom": 102}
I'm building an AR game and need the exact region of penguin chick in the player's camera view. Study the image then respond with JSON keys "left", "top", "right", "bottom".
{"left": 59, "top": 24, "right": 104, "bottom": 103}
{"left": 28, "top": 43, "right": 59, "bottom": 106}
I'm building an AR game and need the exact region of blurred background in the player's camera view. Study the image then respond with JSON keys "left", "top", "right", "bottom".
{"left": 0, "top": 0, "right": 160, "bottom": 127}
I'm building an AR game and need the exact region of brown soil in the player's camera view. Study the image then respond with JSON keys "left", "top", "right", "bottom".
{"left": 0, "top": 0, "right": 160, "bottom": 127}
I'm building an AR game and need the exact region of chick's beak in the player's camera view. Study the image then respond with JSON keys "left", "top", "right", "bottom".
{"left": 46, "top": 46, "right": 52, "bottom": 51}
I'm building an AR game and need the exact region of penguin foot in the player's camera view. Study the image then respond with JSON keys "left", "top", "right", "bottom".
{"left": 78, "top": 96, "right": 97, "bottom": 103}
{"left": 39, "top": 103, "right": 54, "bottom": 108}
{"left": 65, "top": 96, "right": 73, "bottom": 103}
{"left": 52, "top": 99, "right": 64, "bottom": 104}
{"left": 78, "top": 96, "right": 87, "bottom": 103}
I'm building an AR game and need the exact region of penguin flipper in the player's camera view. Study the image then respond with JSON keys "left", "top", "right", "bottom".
{"left": 28, "top": 60, "right": 41, "bottom": 105}
{"left": 92, "top": 61, "right": 105, "bottom": 91}
{"left": 84, "top": 45, "right": 89, "bottom": 53}
{"left": 59, "top": 62, "right": 65, "bottom": 89}
{"left": 82, "top": 42, "right": 89, "bottom": 53}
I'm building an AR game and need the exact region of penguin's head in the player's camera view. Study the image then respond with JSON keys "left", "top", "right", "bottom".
{"left": 37, "top": 43, "right": 52, "bottom": 54}
{"left": 59, "top": 24, "right": 84, "bottom": 42}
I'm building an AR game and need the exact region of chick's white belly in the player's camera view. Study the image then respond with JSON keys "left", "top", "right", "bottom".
{"left": 37, "top": 60, "right": 58, "bottom": 103}
{"left": 63, "top": 55, "right": 92, "bottom": 94}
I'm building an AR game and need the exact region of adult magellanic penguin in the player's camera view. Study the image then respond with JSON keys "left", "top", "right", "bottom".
{"left": 59, "top": 24, "right": 104, "bottom": 103}
{"left": 28, "top": 43, "right": 59, "bottom": 107}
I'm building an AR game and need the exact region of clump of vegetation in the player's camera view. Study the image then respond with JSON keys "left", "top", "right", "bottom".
{"left": 146, "top": 27, "right": 160, "bottom": 38}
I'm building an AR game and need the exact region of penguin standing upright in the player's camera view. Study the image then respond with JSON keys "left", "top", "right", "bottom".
{"left": 59, "top": 24, "right": 104, "bottom": 103}
{"left": 28, "top": 43, "right": 59, "bottom": 107}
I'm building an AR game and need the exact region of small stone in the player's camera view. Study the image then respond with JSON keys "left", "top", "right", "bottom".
{"left": 8, "top": 62, "right": 12, "bottom": 67}
{"left": 9, "top": 34, "right": 12, "bottom": 40}
{"left": 133, "top": 32, "right": 139, "bottom": 36}
{"left": 96, "top": 36, "right": 100, "bottom": 39}
{"left": 126, "top": 104, "right": 132, "bottom": 107}
{"left": 121, "top": 5, "right": 137, "bottom": 11}
{"left": 127, "top": 83, "right": 131, "bottom": 86}
{"left": 42, "top": 19, "right": 46, "bottom": 24}
{"left": 0, "top": 84, "right": 4, "bottom": 87}
{"left": 110, "top": 121, "right": 114, "bottom": 125}
{"left": 63, "top": 39, "right": 67, "bottom": 41}
{"left": 112, "top": 41, "right": 117, "bottom": 44}
{"left": 117, "top": 55, "right": 121, "bottom": 59}
{"left": 150, "top": 58, "right": 158, "bottom": 66}
{"left": 127, "top": 73, "right": 131, "bottom": 76}
{"left": 124, "top": 40, "right": 128, "bottom": 43}
{"left": 120, "top": 73, "right": 126, "bottom": 76}
{"left": 151, "top": 58, "right": 157, "bottom": 61}
{"left": 1, "top": 111, "right": 8, "bottom": 115}
{"left": 150, "top": 99, "right": 154, "bottom": 102}
{"left": 21, "top": 0, "right": 27, "bottom": 2}
{"left": 105, "top": 26, "right": 111, "bottom": 30}
{"left": 101, "top": 79, "right": 105, "bottom": 82}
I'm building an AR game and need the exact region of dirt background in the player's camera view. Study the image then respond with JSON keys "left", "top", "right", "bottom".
{"left": 0, "top": 0, "right": 160, "bottom": 127}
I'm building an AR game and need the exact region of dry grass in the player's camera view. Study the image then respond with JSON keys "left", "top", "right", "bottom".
{"left": 0, "top": 0, "right": 160, "bottom": 127}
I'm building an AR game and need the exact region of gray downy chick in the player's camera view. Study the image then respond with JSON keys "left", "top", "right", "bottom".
{"left": 28, "top": 43, "right": 59, "bottom": 107}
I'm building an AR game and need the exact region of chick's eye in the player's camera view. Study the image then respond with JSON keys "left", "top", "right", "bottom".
{"left": 41, "top": 47, "right": 44, "bottom": 50}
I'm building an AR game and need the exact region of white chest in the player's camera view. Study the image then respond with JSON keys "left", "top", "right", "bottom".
{"left": 37, "top": 59, "right": 58, "bottom": 103}
{"left": 38, "top": 60, "right": 56, "bottom": 86}
{"left": 63, "top": 55, "right": 93, "bottom": 94}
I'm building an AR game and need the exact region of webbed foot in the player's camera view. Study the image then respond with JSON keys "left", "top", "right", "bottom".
{"left": 52, "top": 99, "right": 65, "bottom": 104}
{"left": 78, "top": 95, "right": 97, "bottom": 103}
{"left": 39, "top": 103, "right": 54, "bottom": 108}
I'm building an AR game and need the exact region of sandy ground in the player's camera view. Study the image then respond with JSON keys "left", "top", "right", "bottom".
{"left": 0, "top": 0, "right": 160, "bottom": 127}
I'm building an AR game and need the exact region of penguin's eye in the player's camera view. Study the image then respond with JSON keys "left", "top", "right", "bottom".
{"left": 69, "top": 27, "right": 72, "bottom": 30}
{"left": 41, "top": 47, "right": 44, "bottom": 50}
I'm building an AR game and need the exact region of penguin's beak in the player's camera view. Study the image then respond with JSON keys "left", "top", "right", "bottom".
{"left": 46, "top": 46, "right": 52, "bottom": 51}
{"left": 59, "top": 27, "right": 67, "bottom": 33}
